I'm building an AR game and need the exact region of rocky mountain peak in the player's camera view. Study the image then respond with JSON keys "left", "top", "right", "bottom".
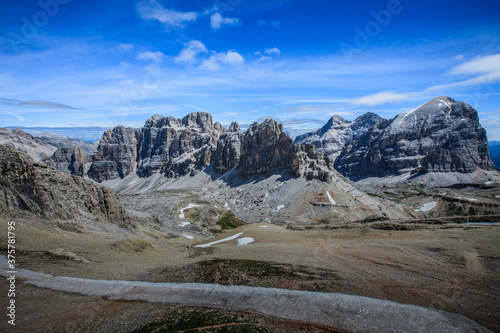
{"left": 335, "top": 97, "right": 495, "bottom": 180}
{"left": 295, "top": 112, "right": 382, "bottom": 161}
{"left": 181, "top": 112, "right": 214, "bottom": 129}
{"left": 228, "top": 122, "right": 241, "bottom": 132}
{"left": 214, "top": 122, "right": 226, "bottom": 134}
{"left": 145, "top": 115, "right": 180, "bottom": 128}
{"left": 238, "top": 119, "right": 333, "bottom": 180}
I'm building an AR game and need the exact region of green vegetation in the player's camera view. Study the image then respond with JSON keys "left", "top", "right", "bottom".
{"left": 132, "top": 307, "right": 269, "bottom": 333}
{"left": 197, "top": 259, "right": 339, "bottom": 282}
{"left": 468, "top": 207, "right": 478, "bottom": 216}
{"left": 216, "top": 211, "right": 243, "bottom": 230}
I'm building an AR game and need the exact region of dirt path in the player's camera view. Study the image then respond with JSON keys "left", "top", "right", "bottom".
{"left": 0, "top": 255, "right": 491, "bottom": 333}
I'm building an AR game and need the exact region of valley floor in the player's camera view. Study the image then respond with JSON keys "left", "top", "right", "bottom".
{"left": 1, "top": 221, "right": 499, "bottom": 332}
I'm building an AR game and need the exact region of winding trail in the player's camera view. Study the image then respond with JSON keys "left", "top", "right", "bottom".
{"left": 0, "top": 256, "right": 491, "bottom": 333}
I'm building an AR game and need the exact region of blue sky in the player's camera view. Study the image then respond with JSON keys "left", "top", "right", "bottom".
{"left": 1, "top": 0, "right": 500, "bottom": 140}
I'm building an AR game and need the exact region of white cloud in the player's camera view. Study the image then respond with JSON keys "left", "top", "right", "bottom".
{"left": 353, "top": 91, "right": 415, "bottom": 106}
{"left": 174, "top": 40, "right": 208, "bottom": 65}
{"left": 200, "top": 51, "right": 245, "bottom": 71}
{"left": 186, "top": 104, "right": 207, "bottom": 112}
{"left": 137, "top": 0, "right": 198, "bottom": 28}
{"left": 353, "top": 54, "right": 500, "bottom": 106}
{"left": 257, "top": 56, "right": 273, "bottom": 62}
{"left": 427, "top": 53, "right": 500, "bottom": 92}
{"left": 137, "top": 50, "right": 166, "bottom": 63}
{"left": 454, "top": 54, "right": 464, "bottom": 61}
{"left": 220, "top": 51, "right": 245, "bottom": 65}
{"left": 175, "top": 40, "right": 244, "bottom": 71}
{"left": 264, "top": 47, "right": 281, "bottom": 56}
{"left": 451, "top": 54, "right": 500, "bottom": 75}
{"left": 210, "top": 12, "right": 240, "bottom": 31}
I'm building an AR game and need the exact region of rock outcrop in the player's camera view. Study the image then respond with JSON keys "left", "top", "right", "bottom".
{"left": 334, "top": 97, "right": 496, "bottom": 179}
{"left": 295, "top": 113, "right": 384, "bottom": 161}
{"left": 88, "top": 126, "right": 140, "bottom": 182}
{"left": 213, "top": 122, "right": 242, "bottom": 174}
{"left": 238, "top": 119, "right": 334, "bottom": 181}
{"left": 137, "top": 112, "right": 219, "bottom": 178}
{"left": 0, "top": 144, "right": 129, "bottom": 225}
{"left": 45, "top": 147, "right": 93, "bottom": 177}
{"left": 0, "top": 127, "right": 57, "bottom": 162}
{"left": 88, "top": 114, "right": 336, "bottom": 183}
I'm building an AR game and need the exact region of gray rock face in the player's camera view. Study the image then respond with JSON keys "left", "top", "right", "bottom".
{"left": 45, "top": 147, "right": 93, "bottom": 177}
{"left": 137, "top": 112, "right": 219, "bottom": 178}
{"left": 0, "top": 127, "right": 57, "bottom": 162}
{"left": 213, "top": 122, "right": 242, "bottom": 174}
{"left": 0, "top": 144, "right": 129, "bottom": 225}
{"left": 88, "top": 113, "right": 221, "bottom": 181}
{"left": 295, "top": 113, "right": 384, "bottom": 161}
{"left": 34, "top": 132, "right": 98, "bottom": 155}
{"left": 88, "top": 114, "right": 337, "bottom": 183}
{"left": 334, "top": 97, "right": 496, "bottom": 179}
{"left": 238, "top": 119, "right": 334, "bottom": 181}
{"left": 88, "top": 126, "right": 140, "bottom": 182}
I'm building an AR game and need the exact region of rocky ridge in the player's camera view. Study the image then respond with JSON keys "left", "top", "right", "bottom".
{"left": 295, "top": 113, "right": 384, "bottom": 161}
{"left": 89, "top": 113, "right": 334, "bottom": 183}
{"left": 45, "top": 147, "right": 93, "bottom": 177}
{"left": 0, "top": 144, "right": 129, "bottom": 226}
{"left": 334, "top": 97, "right": 495, "bottom": 180}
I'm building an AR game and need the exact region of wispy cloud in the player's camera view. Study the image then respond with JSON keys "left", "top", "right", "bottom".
{"left": 353, "top": 53, "right": 500, "bottom": 106}
{"left": 352, "top": 91, "right": 417, "bottom": 106}
{"left": 137, "top": 50, "right": 166, "bottom": 63}
{"left": 0, "top": 98, "right": 79, "bottom": 109}
{"left": 137, "top": 0, "right": 198, "bottom": 29}
{"left": 451, "top": 54, "right": 500, "bottom": 75}
{"left": 210, "top": 12, "right": 240, "bottom": 31}
{"left": 185, "top": 104, "right": 207, "bottom": 112}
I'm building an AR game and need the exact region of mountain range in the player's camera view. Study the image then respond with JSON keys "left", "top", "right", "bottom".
{"left": 2, "top": 96, "right": 497, "bottom": 189}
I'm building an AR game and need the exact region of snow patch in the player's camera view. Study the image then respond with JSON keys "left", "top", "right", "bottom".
{"left": 195, "top": 233, "right": 244, "bottom": 248}
{"left": 326, "top": 191, "right": 336, "bottom": 205}
{"left": 178, "top": 222, "right": 191, "bottom": 227}
{"left": 274, "top": 205, "right": 285, "bottom": 212}
{"left": 465, "top": 198, "right": 478, "bottom": 202}
{"left": 419, "top": 202, "right": 437, "bottom": 212}
{"left": 259, "top": 225, "right": 269, "bottom": 228}
{"left": 179, "top": 203, "right": 202, "bottom": 219}
{"left": 182, "top": 234, "right": 194, "bottom": 239}
{"left": 237, "top": 237, "right": 255, "bottom": 246}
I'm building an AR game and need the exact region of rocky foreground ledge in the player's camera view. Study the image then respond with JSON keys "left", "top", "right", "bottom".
{"left": 0, "top": 256, "right": 490, "bottom": 333}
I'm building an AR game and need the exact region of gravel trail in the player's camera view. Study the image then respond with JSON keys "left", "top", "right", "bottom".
{"left": 0, "top": 255, "right": 491, "bottom": 333}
